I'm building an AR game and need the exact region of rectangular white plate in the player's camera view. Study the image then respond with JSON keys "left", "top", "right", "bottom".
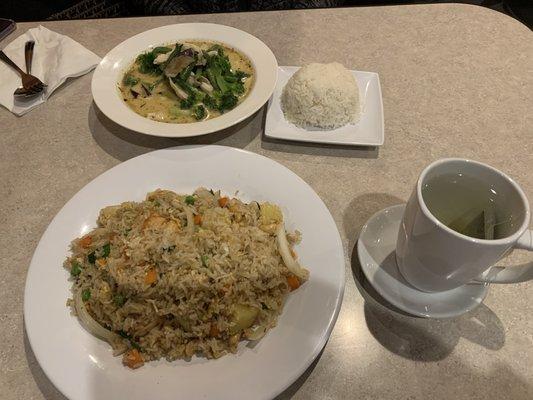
{"left": 264, "top": 66, "right": 384, "bottom": 146}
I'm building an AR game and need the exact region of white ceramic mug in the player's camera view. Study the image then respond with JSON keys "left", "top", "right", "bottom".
{"left": 396, "top": 158, "right": 533, "bottom": 293}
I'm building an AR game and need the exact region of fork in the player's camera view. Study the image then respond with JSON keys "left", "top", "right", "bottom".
{"left": 14, "top": 41, "right": 43, "bottom": 97}
{"left": 0, "top": 42, "right": 46, "bottom": 98}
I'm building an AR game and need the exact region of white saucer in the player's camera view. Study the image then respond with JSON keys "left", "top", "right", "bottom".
{"left": 357, "top": 204, "right": 489, "bottom": 318}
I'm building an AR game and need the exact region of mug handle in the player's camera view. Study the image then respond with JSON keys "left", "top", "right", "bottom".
{"left": 474, "top": 230, "right": 533, "bottom": 284}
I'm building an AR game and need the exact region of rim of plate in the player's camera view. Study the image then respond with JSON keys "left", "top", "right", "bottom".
{"left": 91, "top": 24, "right": 278, "bottom": 138}
{"left": 24, "top": 145, "right": 345, "bottom": 400}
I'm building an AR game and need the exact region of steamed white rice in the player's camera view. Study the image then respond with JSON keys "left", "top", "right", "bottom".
{"left": 281, "top": 62, "right": 360, "bottom": 129}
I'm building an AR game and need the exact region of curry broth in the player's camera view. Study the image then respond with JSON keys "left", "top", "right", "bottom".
{"left": 119, "top": 41, "right": 254, "bottom": 124}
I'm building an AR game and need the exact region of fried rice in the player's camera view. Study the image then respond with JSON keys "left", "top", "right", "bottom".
{"left": 64, "top": 188, "right": 309, "bottom": 368}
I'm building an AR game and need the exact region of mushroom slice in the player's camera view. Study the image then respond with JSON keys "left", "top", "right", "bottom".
{"left": 153, "top": 46, "right": 175, "bottom": 65}
{"left": 168, "top": 78, "right": 188, "bottom": 100}
{"left": 163, "top": 55, "right": 194, "bottom": 78}
{"left": 198, "top": 76, "right": 214, "bottom": 94}
{"left": 130, "top": 82, "right": 151, "bottom": 98}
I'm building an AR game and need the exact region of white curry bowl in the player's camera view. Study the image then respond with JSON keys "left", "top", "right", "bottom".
{"left": 91, "top": 23, "right": 278, "bottom": 137}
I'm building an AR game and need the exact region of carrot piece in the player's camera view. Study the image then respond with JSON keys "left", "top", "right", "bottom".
{"left": 144, "top": 268, "right": 157, "bottom": 285}
{"left": 287, "top": 275, "right": 301, "bottom": 291}
{"left": 209, "top": 323, "right": 220, "bottom": 337}
{"left": 79, "top": 235, "right": 92, "bottom": 248}
{"left": 194, "top": 214, "right": 202, "bottom": 225}
{"left": 96, "top": 258, "right": 107, "bottom": 268}
{"left": 218, "top": 197, "right": 229, "bottom": 207}
{"left": 122, "top": 349, "right": 144, "bottom": 369}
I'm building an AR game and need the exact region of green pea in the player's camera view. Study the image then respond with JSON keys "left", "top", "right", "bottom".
{"left": 102, "top": 243, "right": 111, "bottom": 258}
{"left": 185, "top": 195, "right": 195, "bottom": 205}
{"left": 82, "top": 289, "right": 91, "bottom": 301}
{"left": 87, "top": 252, "right": 96, "bottom": 264}
{"left": 70, "top": 261, "right": 82, "bottom": 277}
{"left": 114, "top": 294, "right": 125, "bottom": 307}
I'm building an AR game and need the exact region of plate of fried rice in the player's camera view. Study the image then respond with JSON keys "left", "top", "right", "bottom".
{"left": 24, "top": 145, "right": 345, "bottom": 400}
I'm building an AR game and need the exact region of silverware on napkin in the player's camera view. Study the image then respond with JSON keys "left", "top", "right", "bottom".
{"left": 0, "top": 40, "right": 46, "bottom": 98}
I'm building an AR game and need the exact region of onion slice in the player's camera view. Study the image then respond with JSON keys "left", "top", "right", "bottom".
{"left": 276, "top": 224, "right": 309, "bottom": 281}
{"left": 244, "top": 324, "right": 268, "bottom": 341}
{"left": 74, "top": 290, "right": 127, "bottom": 355}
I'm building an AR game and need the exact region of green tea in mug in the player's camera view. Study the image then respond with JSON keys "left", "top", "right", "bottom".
{"left": 422, "top": 172, "right": 519, "bottom": 240}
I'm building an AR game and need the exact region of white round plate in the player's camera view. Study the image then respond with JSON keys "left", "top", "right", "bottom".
{"left": 357, "top": 204, "right": 488, "bottom": 318}
{"left": 24, "top": 146, "right": 344, "bottom": 400}
{"left": 91, "top": 24, "right": 278, "bottom": 137}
